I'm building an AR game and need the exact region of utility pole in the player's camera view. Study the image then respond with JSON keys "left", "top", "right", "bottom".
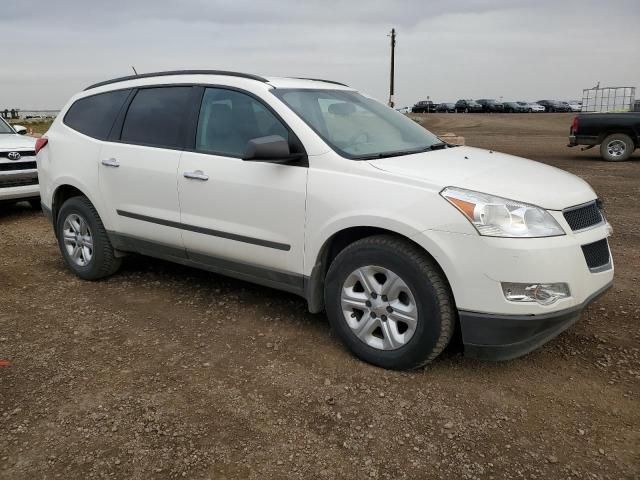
{"left": 388, "top": 28, "right": 396, "bottom": 108}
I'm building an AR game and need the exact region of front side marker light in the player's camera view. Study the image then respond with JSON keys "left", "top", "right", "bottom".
{"left": 502, "top": 282, "right": 571, "bottom": 306}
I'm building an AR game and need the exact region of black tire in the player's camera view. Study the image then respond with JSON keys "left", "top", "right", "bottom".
{"left": 600, "top": 133, "right": 634, "bottom": 162}
{"left": 324, "top": 235, "right": 455, "bottom": 370}
{"left": 28, "top": 198, "right": 41, "bottom": 210}
{"left": 56, "top": 196, "right": 121, "bottom": 280}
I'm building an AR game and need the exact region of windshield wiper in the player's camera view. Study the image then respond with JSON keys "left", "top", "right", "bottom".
{"left": 358, "top": 143, "right": 450, "bottom": 160}
{"left": 428, "top": 142, "right": 449, "bottom": 150}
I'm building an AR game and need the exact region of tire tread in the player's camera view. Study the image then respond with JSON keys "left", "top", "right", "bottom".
{"left": 57, "top": 196, "right": 121, "bottom": 280}
{"left": 600, "top": 133, "right": 634, "bottom": 162}
{"left": 327, "top": 234, "right": 456, "bottom": 369}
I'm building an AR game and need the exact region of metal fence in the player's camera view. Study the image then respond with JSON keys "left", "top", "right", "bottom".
{"left": 581, "top": 86, "right": 636, "bottom": 113}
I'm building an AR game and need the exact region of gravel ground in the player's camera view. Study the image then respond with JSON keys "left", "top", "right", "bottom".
{"left": 1, "top": 113, "right": 638, "bottom": 479}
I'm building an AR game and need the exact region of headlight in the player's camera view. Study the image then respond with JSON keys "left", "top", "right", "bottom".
{"left": 441, "top": 187, "right": 565, "bottom": 238}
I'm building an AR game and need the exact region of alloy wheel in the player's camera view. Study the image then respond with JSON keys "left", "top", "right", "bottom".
{"left": 340, "top": 265, "right": 418, "bottom": 350}
{"left": 62, "top": 213, "right": 94, "bottom": 266}
{"left": 606, "top": 140, "right": 626, "bottom": 158}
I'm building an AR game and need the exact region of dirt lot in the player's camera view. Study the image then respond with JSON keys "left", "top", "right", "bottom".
{"left": 1, "top": 113, "right": 638, "bottom": 479}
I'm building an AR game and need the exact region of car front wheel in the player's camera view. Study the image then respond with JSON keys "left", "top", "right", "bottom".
{"left": 325, "top": 235, "right": 455, "bottom": 370}
{"left": 56, "top": 196, "right": 121, "bottom": 280}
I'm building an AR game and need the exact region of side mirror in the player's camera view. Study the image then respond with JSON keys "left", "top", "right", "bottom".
{"left": 243, "top": 135, "right": 302, "bottom": 163}
{"left": 14, "top": 125, "right": 27, "bottom": 135}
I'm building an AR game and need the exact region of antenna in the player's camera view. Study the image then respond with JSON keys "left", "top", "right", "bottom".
{"left": 131, "top": 66, "right": 139, "bottom": 76}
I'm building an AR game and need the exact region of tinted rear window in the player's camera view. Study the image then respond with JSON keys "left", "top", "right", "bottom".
{"left": 120, "top": 87, "right": 191, "bottom": 149}
{"left": 64, "top": 90, "right": 130, "bottom": 140}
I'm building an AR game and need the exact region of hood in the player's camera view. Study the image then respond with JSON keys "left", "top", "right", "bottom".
{"left": 0, "top": 134, "right": 37, "bottom": 150}
{"left": 367, "top": 146, "right": 596, "bottom": 210}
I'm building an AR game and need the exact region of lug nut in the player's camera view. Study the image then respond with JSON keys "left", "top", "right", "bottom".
{"left": 381, "top": 315, "right": 387, "bottom": 322}
{"left": 371, "top": 292, "right": 377, "bottom": 299}
{"left": 371, "top": 312, "right": 377, "bottom": 319}
{"left": 381, "top": 295, "right": 388, "bottom": 302}
{"left": 386, "top": 306, "right": 393, "bottom": 313}
{"left": 365, "top": 300, "right": 372, "bottom": 307}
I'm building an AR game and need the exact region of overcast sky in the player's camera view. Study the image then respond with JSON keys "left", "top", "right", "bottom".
{"left": 2, "top": 0, "right": 639, "bottom": 109}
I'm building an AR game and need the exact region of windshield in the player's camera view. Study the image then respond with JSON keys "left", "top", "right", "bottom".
{"left": 0, "top": 117, "right": 15, "bottom": 134}
{"left": 273, "top": 89, "right": 442, "bottom": 159}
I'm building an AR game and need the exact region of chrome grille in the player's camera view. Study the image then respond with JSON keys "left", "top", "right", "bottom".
{"left": 0, "top": 150, "right": 36, "bottom": 159}
{"left": 0, "top": 161, "right": 37, "bottom": 171}
{"left": 0, "top": 177, "right": 39, "bottom": 189}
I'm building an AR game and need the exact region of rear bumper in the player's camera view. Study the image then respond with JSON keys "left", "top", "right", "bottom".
{"left": 568, "top": 135, "right": 598, "bottom": 147}
{"left": 460, "top": 281, "right": 612, "bottom": 360}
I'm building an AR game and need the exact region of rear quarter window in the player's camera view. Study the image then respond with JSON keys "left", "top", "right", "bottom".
{"left": 63, "top": 89, "right": 130, "bottom": 140}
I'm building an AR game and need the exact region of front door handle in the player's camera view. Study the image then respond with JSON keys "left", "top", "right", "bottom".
{"left": 183, "top": 170, "right": 209, "bottom": 181}
{"left": 101, "top": 158, "right": 120, "bottom": 168}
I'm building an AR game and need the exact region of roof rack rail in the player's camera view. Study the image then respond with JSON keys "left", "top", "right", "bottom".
{"left": 292, "top": 77, "right": 349, "bottom": 87}
{"left": 84, "top": 70, "right": 270, "bottom": 91}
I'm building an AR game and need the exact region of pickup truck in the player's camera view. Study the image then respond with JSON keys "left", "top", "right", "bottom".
{"left": 568, "top": 113, "right": 640, "bottom": 161}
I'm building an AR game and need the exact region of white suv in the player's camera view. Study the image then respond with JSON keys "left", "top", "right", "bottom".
{"left": 0, "top": 116, "right": 39, "bottom": 207}
{"left": 36, "top": 70, "right": 614, "bottom": 369}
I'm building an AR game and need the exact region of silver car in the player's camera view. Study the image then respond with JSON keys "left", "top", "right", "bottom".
{"left": 517, "top": 102, "right": 545, "bottom": 113}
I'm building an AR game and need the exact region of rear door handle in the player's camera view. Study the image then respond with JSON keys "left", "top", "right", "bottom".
{"left": 183, "top": 170, "right": 209, "bottom": 181}
{"left": 101, "top": 158, "right": 120, "bottom": 168}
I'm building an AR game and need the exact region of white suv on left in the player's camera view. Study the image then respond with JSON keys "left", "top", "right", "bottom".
{"left": 0, "top": 116, "right": 39, "bottom": 207}
{"left": 36, "top": 70, "right": 614, "bottom": 370}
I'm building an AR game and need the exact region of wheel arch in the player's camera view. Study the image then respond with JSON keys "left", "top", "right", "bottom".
{"left": 51, "top": 182, "right": 97, "bottom": 234}
{"left": 304, "top": 226, "right": 454, "bottom": 314}
{"left": 597, "top": 130, "right": 637, "bottom": 147}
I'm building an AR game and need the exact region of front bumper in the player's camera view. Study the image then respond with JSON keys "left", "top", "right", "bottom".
{"left": 0, "top": 166, "right": 39, "bottom": 202}
{"left": 0, "top": 183, "right": 40, "bottom": 202}
{"left": 460, "top": 281, "right": 612, "bottom": 360}
{"left": 410, "top": 215, "right": 614, "bottom": 359}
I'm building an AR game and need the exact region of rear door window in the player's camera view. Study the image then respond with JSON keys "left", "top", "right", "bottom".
{"left": 63, "top": 89, "right": 130, "bottom": 140}
{"left": 120, "top": 87, "right": 191, "bottom": 149}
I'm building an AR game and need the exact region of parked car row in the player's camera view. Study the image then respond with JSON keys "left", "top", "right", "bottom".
{"left": 410, "top": 99, "right": 583, "bottom": 113}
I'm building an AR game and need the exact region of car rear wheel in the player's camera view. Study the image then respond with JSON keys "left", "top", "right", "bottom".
{"left": 56, "top": 196, "right": 121, "bottom": 280}
{"left": 600, "top": 133, "right": 634, "bottom": 162}
{"left": 324, "top": 235, "right": 455, "bottom": 370}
